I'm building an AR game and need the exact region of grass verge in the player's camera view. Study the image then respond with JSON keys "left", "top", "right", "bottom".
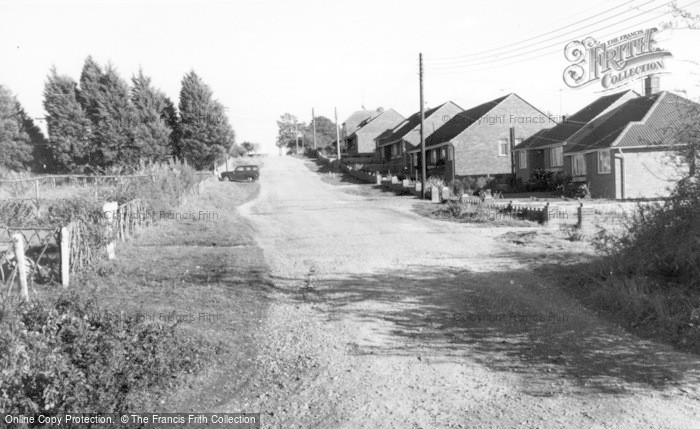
{"left": 1, "top": 179, "right": 271, "bottom": 414}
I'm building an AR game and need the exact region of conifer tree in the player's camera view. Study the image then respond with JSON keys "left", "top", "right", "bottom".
{"left": 161, "top": 96, "right": 181, "bottom": 159}
{"left": 178, "top": 71, "right": 235, "bottom": 169}
{"left": 131, "top": 69, "right": 171, "bottom": 163}
{"left": 77, "top": 58, "right": 137, "bottom": 171}
{"left": 18, "top": 107, "right": 50, "bottom": 172}
{"left": 43, "top": 68, "right": 92, "bottom": 172}
{"left": 0, "top": 85, "right": 33, "bottom": 171}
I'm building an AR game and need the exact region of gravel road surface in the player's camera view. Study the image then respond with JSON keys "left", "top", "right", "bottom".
{"left": 222, "top": 155, "right": 700, "bottom": 428}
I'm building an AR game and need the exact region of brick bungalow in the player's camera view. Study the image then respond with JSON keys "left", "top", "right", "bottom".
{"left": 345, "top": 108, "right": 405, "bottom": 157}
{"left": 375, "top": 101, "right": 463, "bottom": 172}
{"left": 562, "top": 82, "right": 698, "bottom": 199}
{"left": 513, "top": 89, "right": 639, "bottom": 183}
{"left": 408, "top": 93, "right": 552, "bottom": 181}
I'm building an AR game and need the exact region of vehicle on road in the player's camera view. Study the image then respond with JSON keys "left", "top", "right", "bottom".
{"left": 221, "top": 165, "right": 260, "bottom": 182}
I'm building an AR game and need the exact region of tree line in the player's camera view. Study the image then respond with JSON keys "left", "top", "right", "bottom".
{"left": 276, "top": 113, "right": 338, "bottom": 153}
{"left": 1, "top": 56, "right": 244, "bottom": 174}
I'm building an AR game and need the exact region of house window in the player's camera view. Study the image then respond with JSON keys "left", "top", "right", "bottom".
{"left": 391, "top": 143, "right": 400, "bottom": 158}
{"left": 440, "top": 147, "right": 446, "bottom": 159}
{"left": 573, "top": 154, "right": 586, "bottom": 176}
{"left": 518, "top": 151, "right": 527, "bottom": 169}
{"left": 430, "top": 150, "right": 437, "bottom": 164}
{"left": 598, "top": 150, "right": 611, "bottom": 174}
{"left": 412, "top": 153, "right": 418, "bottom": 167}
{"left": 499, "top": 139, "right": 509, "bottom": 157}
{"left": 550, "top": 146, "right": 563, "bottom": 167}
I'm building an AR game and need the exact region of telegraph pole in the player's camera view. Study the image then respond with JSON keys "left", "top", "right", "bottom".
{"left": 419, "top": 53, "right": 426, "bottom": 199}
{"left": 335, "top": 107, "right": 341, "bottom": 160}
{"left": 312, "top": 108, "right": 317, "bottom": 149}
{"left": 295, "top": 123, "right": 299, "bottom": 153}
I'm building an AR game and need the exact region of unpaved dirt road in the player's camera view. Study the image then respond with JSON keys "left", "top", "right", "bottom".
{"left": 223, "top": 156, "right": 700, "bottom": 428}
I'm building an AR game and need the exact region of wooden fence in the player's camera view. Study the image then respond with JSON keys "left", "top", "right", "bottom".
{"left": 0, "top": 226, "right": 61, "bottom": 297}
{"left": 1, "top": 173, "right": 217, "bottom": 298}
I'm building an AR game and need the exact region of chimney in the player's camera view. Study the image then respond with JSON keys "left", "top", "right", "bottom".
{"left": 644, "top": 75, "right": 660, "bottom": 96}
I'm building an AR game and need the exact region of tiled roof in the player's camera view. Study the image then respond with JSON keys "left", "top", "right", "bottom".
{"left": 425, "top": 95, "right": 510, "bottom": 145}
{"left": 376, "top": 104, "right": 445, "bottom": 144}
{"left": 343, "top": 110, "right": 381, "bottom": 135}
{"left": 563, "top": 92, "right": 680, "bottom": 153}
{"left": 616, "top": 92, "right": 699, "bottom": 148}
{"left": 346, "top": 109, "right": 403, "bottom": 138}
{"left": 515, "top": 90, "right": 638, "bottom": 150}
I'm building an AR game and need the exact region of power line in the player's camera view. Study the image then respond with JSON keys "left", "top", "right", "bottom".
{"left": 429, "top": 0, "right": 651, "bottom": 63}
{"left": 425, "top": 0, "right": 676, "bottom": 70}
{"left": 424, "top": 0, "right": 694, "bottom": 76}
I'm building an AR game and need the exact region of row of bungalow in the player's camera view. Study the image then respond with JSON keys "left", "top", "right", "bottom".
{"left": 332, "top": 75, "right": 698, "bottom": 199}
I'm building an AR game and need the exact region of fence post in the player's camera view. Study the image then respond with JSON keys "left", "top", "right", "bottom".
{"left": 431, "top": 186, "right": 440, "bottom": 203}
{"left": 577, "top": 203, "right": 584, "bottom": 227}
{"left": 544, "top": 202, "right": 550, "bottom": 223}
{"left": 35, "top": 179, "right": 40, "bottom": 200}
{"left": 12, "top": 233, "right": 29, "bottom": 301}
{"left": 103, "top": 202, "right": 118, "bottom": 260}
{"left": 60, "top": 226, "right": 70, "bottom": 288}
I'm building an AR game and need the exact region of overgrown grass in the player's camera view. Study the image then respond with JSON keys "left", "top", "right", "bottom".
{"left": 0, "top": 290, "right": 213, "bottom": 414}
{"left": 0, "top": 179, "right": 267, "bottom": 415}
{"left": 570, "top": 178, "right": 700, "bottom": 352}
{"left": 413, "top": 201, "right": 539, "bottom": 227}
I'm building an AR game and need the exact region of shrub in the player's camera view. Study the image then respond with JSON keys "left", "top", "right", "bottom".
{"left": 578, "top": 177, "right": 700, "bottom": 350}
{"left": 563, "top": 182, "right": 591, "bottom": 199}
{"left": 0, "top": 291, "right": 211, "bottom": 415}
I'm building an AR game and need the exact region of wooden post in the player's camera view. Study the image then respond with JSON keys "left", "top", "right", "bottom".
{"left": 431, "top": 186, "right": 440, "bottom": 203}
{"left": 35, "top": 179, "right": 40, "bottom": 200}
{"left": 60, "top": 226, "right": 70, "bottom": 287}
{"left": 578, "top": 203, "right": 584, "bottom": 227}
{"left": 103, "top": 202, "right": 118, "bottom": 260}
{"left": 510, "top": 127, "right": 516, "bottom": 186}
{"left": 12, "top": 233, "right": 29, "bottom": 301}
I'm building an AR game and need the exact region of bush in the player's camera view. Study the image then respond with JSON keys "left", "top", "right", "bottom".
{"left": 578, "top": 177, "right": 700, "bottom": 351}
{"left": 0, "top": 291, "right": 211, "bottom": 415}
{"left": 563, "top": 182, "right": 591, "bottom": 199}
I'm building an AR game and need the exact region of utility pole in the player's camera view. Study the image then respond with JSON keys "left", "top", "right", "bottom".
{"left": 510, "top": 127, "right": 516, "bottom": 186}
{"left": 335, "top": 107, "right": 341, "bottom": 160}
{"left": 295, "top": 123, "right": 299, "bottom": 154}
{"left": 312, "top": 108, "right": 317, "bottom": 149}
{"left": 419, "top": 53, "right": 426, "bottom": 199}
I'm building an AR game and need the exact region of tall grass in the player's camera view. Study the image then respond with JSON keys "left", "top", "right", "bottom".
{"left": 579, "top": 178, "right": 700, "bottom": 351}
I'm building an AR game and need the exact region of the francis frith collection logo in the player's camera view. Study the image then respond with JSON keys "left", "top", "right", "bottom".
{"left": 563, "top": 28, "right": 672, "bottom": 90}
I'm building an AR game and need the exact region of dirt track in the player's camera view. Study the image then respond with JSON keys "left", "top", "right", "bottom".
{"left": 223, "top": 155, "right": 700, "bottom": 428}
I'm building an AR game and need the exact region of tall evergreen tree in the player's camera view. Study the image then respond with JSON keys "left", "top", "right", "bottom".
{"left": 131, "top": 69, "right": 171, "bottom": 163}
{"left": 178, "top": 71, "right": 235, "bottom": 169}
{"left": 78, "top": 56, "right": 104, "bottom": 126}
{"left": 160, "top": 96, "right": 181, "bottom": 159}
{"left": 0, "top": 85, "right": 33, "bottom": 171}
{"left": 43, "top": 68, "right": 92, "bottom": 172}
{"left": 18, "top": 107, "right": 50, "bottom": 172}
{"left": 77, "top": 58, "right": 137, "bottom": 171}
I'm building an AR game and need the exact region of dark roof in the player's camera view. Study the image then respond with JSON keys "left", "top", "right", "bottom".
{"left": 343, "top": 110, "right": 381, "bottom": 135}
{"left": 515, "top": 90, "right": 637, "bottom": 150}
{"left": 425, "top": 95, "right": 510, "bottom": 145}
{"left": 376, "top": 104, "right": 445, "bottom": 144}
{"left": 615, "top": 92, "right": 700, "bottom": 149}
{"left": 563, "top": 93, "right": 663, "bottom": 153}
{"left": 346, "top": 108, "right": 403, "bottom": 139}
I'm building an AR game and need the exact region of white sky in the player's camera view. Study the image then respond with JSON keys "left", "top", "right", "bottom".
{"left": 1, "top": 0, "right": 699, "bottom": 154}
